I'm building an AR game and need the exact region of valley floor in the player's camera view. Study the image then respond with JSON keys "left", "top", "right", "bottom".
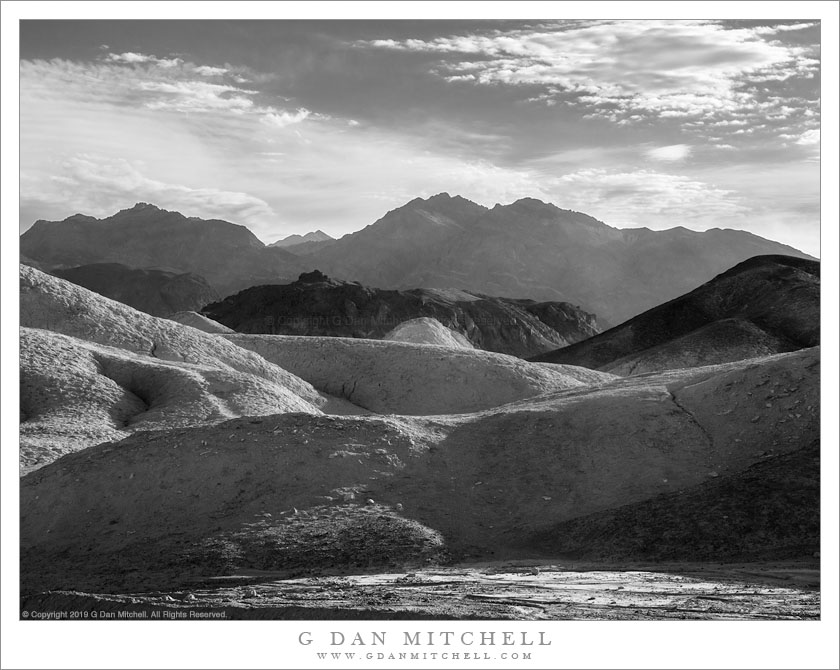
{"left": 21, "top": 560, "right": 819, "bottom": 621}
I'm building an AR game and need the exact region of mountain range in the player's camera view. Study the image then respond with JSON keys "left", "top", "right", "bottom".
{"left": 302, "top": 194, "right": 814, "bottom": 323}
{"left": 20, "top": 195, "right": 814, "bottom": 324}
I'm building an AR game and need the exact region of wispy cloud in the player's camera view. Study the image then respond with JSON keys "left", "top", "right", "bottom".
{"left": 360, "top": 20, "right": 820, "bottom": 125}
{"left": 22, "top": 154, "right": 276, "bottom": 224}
{"left": 261, "top": 109, "right": 312, "bottom": 128}
{"left": 20, "top": 55, "right": 308, "bottom": 122}
{"left": 105, "top": 51, "right": 182, "bottom": 67}
{"left": 194, "top": 65, "right": 228, "bottom": 76}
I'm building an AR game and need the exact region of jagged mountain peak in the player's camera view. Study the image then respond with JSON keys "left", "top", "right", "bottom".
{"left": 112, "top": 202, "right": 167, "bottom": 217}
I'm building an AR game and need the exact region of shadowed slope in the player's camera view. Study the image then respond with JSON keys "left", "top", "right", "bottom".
{"left": 533, "top": 255, "right": 819, "bottom": 374}
{"left": 524, "top": 440, "right": 819, "bottom": 562}
{"left": 52, "top": 263, "right": 219, "bottom": 317}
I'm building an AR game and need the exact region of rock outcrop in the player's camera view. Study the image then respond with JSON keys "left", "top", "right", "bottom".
{"left": 204, "top": 271, "right": 600, "bottom": 358}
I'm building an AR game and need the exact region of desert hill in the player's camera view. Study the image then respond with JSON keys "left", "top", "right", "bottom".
{"left": 52, "top": 262, "right": 218, "bottom": 317}
{"left": 203, "top": 270, "right": 599, "bottom": 358}
{"left": 20, "top": 346, "right": 819, "bottom": 593}
{"left": 20, "top": 264, "right": 322, "bottom": 403}
{"left": 20, "top": 265, "right": 616, "bottom": 469}
{"left": 19, "top": 203, "right": 307, "bottom": 296}
{"left": 533, "top": 255, "right": 819, "bottom": 374}
{"left": 306, "top": 194, "right": 813, "bottom": 323}
{"left": 383, "top": 316, "right": 474, "bottom": 349}
{"left": 20, "top": 327, "right": 323, "bottom": 474}
{"left": 225, "top": 334, "right": 614, "bottom": 414}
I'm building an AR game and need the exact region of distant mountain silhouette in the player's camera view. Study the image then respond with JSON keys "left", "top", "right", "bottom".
{"left": 531, "top": 255, "right": 819, "bottom": 374}
{"left": 21, "top": 197, "right": 814, "bottom": 322}
{"left": 306, "top": 194, "right": 814, "bottom": 323}
{"left": 51, "top": 263, "right": 219, "bottom": 318}
{"left": 270, "top": 230, "right": 334, "bottom": 247}
{"left": 203, "top": 270, "right": 600, "bottom": 358}
{"left": 20, "top": 203, "right": 307, "bottom": 297}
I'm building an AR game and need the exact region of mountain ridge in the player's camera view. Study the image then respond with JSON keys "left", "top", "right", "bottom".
{"left": 21, "top": 203, "right": 306, "bottom": 296}
{"left": 21, "top": 195, "right": 814, "bottom": 322}
{"left": 304, "top": 193, "right": 813, "bottom": 322}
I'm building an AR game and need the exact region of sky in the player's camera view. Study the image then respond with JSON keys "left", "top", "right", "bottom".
{"left": 19, "top": 19, "right": 821, "bottom": 254}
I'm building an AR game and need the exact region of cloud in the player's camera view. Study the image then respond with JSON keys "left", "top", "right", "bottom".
{"left": 550, "top": 168, "right": 744, "bottom": 225}
{"left": 360, "top": 21, "right": 819, "bottom": 123}
{"left": 140, "top": 80, "right": 257, "bottom": 113}
{"left": 21, "top": 154, "right": 276, "bottom": 224}
{"left": 752, "top": 22, "right": 819, "bottom": 35}
{"left": 646, "top": 144, "right": 692, "bottom": 162}
{"left": 20, "top": 56, "right": 310, "bottom": 121}
{"left": 795, "top": 129, "right": 820, "bottom": 145}
{"left": 261, "top": 109, "right": 311, "bottom": 128}
{"left": 105, "top": 51, "right": 183, "bottom": 68}
{"left": 105, "top": 51, "right": 154, "bottom": 63}
{"left": 194, "top": 65, "right": 228, "bottom": 76}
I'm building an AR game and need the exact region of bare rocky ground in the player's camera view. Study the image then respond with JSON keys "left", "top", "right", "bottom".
{"left": 21, "top": 561, "right": 818, "bottom": 620}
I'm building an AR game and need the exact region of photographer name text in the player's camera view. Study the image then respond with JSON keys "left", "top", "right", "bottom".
{"left": 299, "top": 631, "right": 551, "bottom": 647}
